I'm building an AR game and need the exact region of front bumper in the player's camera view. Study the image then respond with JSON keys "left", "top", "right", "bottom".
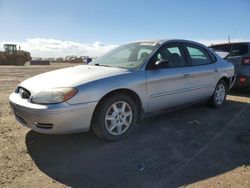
{"left": 9, "top": 92, "right": 98, "bottom": 134}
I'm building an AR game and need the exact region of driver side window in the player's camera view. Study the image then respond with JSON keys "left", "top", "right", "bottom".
{"left": 147, "top": 43, "right": 185, "bottom": 69}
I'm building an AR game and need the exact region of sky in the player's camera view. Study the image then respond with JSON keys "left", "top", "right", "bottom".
{"left": 0, "top": 0, "right": 249, "bottom": 58}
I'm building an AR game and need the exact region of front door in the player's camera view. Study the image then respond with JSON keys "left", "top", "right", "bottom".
{"left": 146, "top": 43, "right": 190, "bottom": 112}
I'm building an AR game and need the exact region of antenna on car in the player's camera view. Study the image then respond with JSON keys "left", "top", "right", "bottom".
{"left": 225, "top": 35, "right": 234, "bottom": 59}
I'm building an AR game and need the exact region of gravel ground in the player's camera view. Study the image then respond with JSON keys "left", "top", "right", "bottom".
{"left": 0, "top": 63, "right": 249, "bottom": 188}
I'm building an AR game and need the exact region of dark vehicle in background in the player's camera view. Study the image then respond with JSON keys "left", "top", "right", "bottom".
{"left": 210, "top": 42, "right": 250, "bottom": 88}
{"left": 83, "top": 57, "right": 92, "bottom": 64}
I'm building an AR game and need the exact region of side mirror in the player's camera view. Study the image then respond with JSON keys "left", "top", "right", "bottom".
{"left": 155, "top": 59, "right": 170, "bottom": 67}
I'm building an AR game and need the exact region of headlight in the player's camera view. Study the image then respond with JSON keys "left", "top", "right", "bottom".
{"left": 31, "top": 88, "right": 78, "bottom": 104}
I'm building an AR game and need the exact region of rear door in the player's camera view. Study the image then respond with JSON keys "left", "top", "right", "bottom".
{"left": 182, "top": 43, "right": 219, "bottom": 101}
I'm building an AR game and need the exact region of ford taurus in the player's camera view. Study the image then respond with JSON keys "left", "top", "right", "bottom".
{"left": 9, "top": 40, "right": 235, "bottom": 141}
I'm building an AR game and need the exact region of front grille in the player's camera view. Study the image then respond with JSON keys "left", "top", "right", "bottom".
{"left": 17, "top": 87, "right": 31, "bottom": 99}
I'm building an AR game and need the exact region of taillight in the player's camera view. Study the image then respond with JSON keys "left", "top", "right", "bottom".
{"left": 242, "top": 57, "right": 250, "bottom": 65}
{"left": 239, "top": 77, "right": 247, "bottom": 83}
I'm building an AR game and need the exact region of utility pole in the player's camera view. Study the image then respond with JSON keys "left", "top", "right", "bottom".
{"left": 228, "top": 35, "right": 231, "bottom": 43}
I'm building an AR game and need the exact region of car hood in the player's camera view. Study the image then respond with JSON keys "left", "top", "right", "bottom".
{"left": 19, "top": 65, "right": 129, "bottom": 94}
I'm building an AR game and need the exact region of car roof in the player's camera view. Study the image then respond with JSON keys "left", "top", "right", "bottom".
{"left": 210, "top": 42, "right": 250, "bottom": 46}
{"left": 4, "top": 44, "right": 17, "bottom": 46}
{"left": 129, "top": 39, "right": 208, "bottom": 48}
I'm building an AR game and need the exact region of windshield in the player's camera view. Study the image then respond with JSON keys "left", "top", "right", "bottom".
{"left": 90, "top": 42, "right": 159, "bottom": 69}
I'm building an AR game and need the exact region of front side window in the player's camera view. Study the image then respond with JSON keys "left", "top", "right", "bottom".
{"left": 148, "top": 43, "right": 185, "bottom": 69}
{"left": 186, "top": 45, "right": 211, "bottom": 65}
{"left": 90, "top": 42, "right": 158, "bottom": 69}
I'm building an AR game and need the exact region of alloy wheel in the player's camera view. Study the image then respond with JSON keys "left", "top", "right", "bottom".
{"left": 105, "top": 101, "right": 132, "bottom": 135}
{"left": 215, "top": 84, "right": 226, "bottom": 105}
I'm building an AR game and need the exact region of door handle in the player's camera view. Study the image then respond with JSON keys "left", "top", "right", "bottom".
{"left": 183, "top": 73, "right": 192, "bottom": 78}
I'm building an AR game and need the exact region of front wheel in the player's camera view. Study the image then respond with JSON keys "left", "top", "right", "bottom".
{"left": 92, "top": 94, "right": 137, "bottom": 141}
{"left": 210, "top": 80, "right": 227, "bottom": 108}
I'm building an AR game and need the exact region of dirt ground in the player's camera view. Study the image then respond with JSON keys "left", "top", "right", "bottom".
{"left": 0, "top": 63, "right": 250, "bottom": 188}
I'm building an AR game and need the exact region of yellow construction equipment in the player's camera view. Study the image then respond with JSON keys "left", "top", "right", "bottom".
{"left": 0, "top": 44, "right": 31, "bottom": 65}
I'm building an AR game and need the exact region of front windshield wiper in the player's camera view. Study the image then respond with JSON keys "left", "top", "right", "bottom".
{"left": 94, "top": 63, "right": 111, "bottom": 67}
{"left": 93, "top": 63, "right": 129, "bottom": 69}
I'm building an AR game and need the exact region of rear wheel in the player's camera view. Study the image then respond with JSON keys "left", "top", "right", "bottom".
{"left": 210, "top": 80, "right": 227, "bottom": 108}
{"left": 92, "top": 94, "right": 137, "bottom": 141}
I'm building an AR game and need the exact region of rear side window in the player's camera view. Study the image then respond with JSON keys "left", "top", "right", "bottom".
{"left": 210, "top": 44, "right": 249, "bottom": 57}
{"left": 186, "top": 46, "right": 211, "bottom": 65}
{"left": 208, "top": 51, "right": 217, "bottom": 62}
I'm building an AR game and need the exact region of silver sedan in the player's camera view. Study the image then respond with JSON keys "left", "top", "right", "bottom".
{"left": 9, "top": 39, "right": 235, "bottom": 141}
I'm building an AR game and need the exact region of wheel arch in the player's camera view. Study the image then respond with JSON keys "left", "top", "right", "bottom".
{"left": 91, "top": 88, "right": 143, "bottom": 126}
{"left": 219, "top": 76, "right": 230, "bottom": 90}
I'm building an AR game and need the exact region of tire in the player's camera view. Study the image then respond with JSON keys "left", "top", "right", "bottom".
{"left": 92, "top": 93, "right": 137, "bottom": 141}
{"left": 210, "top": 79, "right": 227, "bottom": 108}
